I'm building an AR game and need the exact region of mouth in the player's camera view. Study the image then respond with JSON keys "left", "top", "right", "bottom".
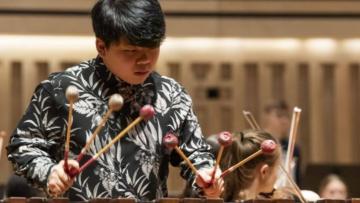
{"left": 134, "top": 70, "right": 150, "bottom": 76}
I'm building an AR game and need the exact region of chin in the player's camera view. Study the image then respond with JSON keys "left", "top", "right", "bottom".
{"left": 126, "top": 78, "right": 147, "bottom": 85}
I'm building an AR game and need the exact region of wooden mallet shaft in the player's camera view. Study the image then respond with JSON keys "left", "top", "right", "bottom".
{"left": 76, "top": 110, "right": 112, "bottom": 162}
{"left": 174, "top": 146, "right": 198, "bottom": 174}
{"left": 64, "top": 86, "right": 79, "bottom": 173}
{"left": 77, "top": 116, "right": 143, "bottom": 173}
{"left": 210, "top": 131, "right": 233, "bottom": 185}
{"left": 77, "top": 94, "right": 123, "bottom": 162}
{"left": 76, "top": 105, "right": 154, "bottom": 174}
{"left": 221, "top": 139, "right": 276, "bottom": 178}
{"left": 279, "top": 164, "right": 307, "bottom": 203}
{"left": 220, "top": 149, "right": 262, "bottom": 178}
{"left": 284, "top": 107, "right": 301, "bottom": 173}
{"left": 243, "top": 110, "right": 261, "bottom": 130}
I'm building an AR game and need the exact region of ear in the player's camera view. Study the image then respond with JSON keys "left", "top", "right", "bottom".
{"left": 96, "top": 38, "right": 107, "bottom": 57}
{"left": 259, "top": 164, "right": 270, "bottom": 180}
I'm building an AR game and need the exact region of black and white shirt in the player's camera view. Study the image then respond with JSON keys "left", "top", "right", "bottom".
{"left": 7, "top": 57, "right": 214, "bottom": 201}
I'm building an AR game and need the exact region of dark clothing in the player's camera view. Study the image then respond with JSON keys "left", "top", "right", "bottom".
{"left": 7, "top": 57, "right": 214, "bottom": 201}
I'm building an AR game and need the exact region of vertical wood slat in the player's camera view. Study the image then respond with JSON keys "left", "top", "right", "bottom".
{"left": 309, "top": 62, "right": 323, "bottom": 162}
{"left": 219, "top": 63, "right": 232, "bottom": 80}
{"left": 0, "top": 60, "right": 12, "bottom": 184}
{"left": 244, "top": 62, "right": 260, "bottom": 126}
{"left": 334, "top": 62, "right": 351, "bottom": 163}
{"left": 297, "top": 63, "right": 311, "bottom": 168}
{"left": 236, "top": 61, "right": 246, "bottom": 130}
{"left": 167, "top": 62, "right": 181, "bottom": 83}
{"left": 349, "top": 63, "right": 360, "bottom": 163}
{"left": 220, "top": 105, "right": 233, "bottom": 131}
{"left": 258, "top": 61, "right": 272, "bottom": 126}
{"left": 322, "top": 63, "right": 336, "bottom": 162}
{"left": 60, "top": 61, "right": 79, "bottom": 71}
{"left": 35, "top": 61, "right": 49, "bottom": 83}
{"left": 10, "top": 61, "right": 23, "bottom": 130}
{"left": 269, "top": 62, "right": 285, "bottom": 101}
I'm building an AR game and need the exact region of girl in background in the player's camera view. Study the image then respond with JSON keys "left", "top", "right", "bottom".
{"left": 221, "top": 130, "right": 281, "bottom": 201}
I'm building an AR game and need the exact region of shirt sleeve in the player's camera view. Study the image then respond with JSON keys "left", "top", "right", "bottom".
{"left": 7, "top": 83, "right": 62, "bottom": 189}
{"left": 171, "top": 88, "right": 215, "bottom": 186}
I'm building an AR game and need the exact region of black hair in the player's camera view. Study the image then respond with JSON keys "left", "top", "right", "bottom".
{"left": 91, "top": 0, "right": 166, "bottom": 48}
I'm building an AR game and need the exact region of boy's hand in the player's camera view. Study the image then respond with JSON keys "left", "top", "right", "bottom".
{"left": 195, "top": 167, "right": 224, "bottom": 198}
{"left": 47, "top": 160, "right": 79, "bottom": 196}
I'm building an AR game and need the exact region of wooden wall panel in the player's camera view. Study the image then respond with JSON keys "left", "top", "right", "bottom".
{"left": 335, "top": 62, "right": 352, "bottom": 163}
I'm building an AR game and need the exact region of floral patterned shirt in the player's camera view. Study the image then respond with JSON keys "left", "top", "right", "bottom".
{"left": 7, "top": 57, "right": 214, "bottom": 201}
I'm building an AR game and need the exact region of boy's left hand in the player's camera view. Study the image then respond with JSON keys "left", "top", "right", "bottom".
{"left": 195, "top": 167, "right": 224, "bottom": 198}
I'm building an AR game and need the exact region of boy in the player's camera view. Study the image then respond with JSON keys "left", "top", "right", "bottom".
{"left": 7, "top": 0, "right": 222, "bottom": 200}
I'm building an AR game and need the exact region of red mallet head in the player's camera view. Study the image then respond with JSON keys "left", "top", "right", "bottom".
{"left": 163, "top": 133, "right": 179, "bottom": 150}
{"left": 65, "top": 166, "right": 79, "bottom": 178}
{"left": 140, "top": 105, "right": 155, "bottom": 120}
{"left": 218, "top": 131, "right": 233, "bottom": 146}
{"left": 261, "top": 139, "right": 277, "bottom": 154}
{"left": 109, "top": 94, "right": 124, "bottom": 111}
{"left": 65, "top": 85, "right": 79, "bottom": 103}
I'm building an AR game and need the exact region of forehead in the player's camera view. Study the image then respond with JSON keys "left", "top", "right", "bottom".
{"left": 328, "top": 180, "right": 346, "bottom": 189}
{"left": 111, "top": 39, "right": 137, "bottom": 48}
{"left": 268, "top": 109, "right": 289, "bottom": 117}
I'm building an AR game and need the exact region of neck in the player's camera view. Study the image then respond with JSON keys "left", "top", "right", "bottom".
{"left": 243, "top": 179, "right": 261, "bottom": 200}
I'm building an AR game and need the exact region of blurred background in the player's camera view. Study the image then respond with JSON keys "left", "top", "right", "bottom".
{"left": 0, "top": 0, "right": 360, "bottom": 197}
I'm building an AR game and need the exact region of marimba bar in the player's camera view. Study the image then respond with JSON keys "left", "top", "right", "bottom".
{"left": 1, "top": 198, "right": 359, "bottom": 203}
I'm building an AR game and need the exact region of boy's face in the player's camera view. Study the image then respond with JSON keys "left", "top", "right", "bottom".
{"left": 96, "top": 38, "right": 160, "bottom": 85}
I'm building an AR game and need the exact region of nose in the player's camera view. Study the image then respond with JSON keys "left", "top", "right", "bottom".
{"left": 136, "top": 51, "right": 151, "bottom": 65}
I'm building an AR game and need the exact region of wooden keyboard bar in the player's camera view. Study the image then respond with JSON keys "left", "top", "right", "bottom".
{"left": 110, "top": 198, "right": 136, "bottom": 203}
{"left": 5, "top": 197, "right": 27, "bottom": 203}
{"left": 157, "top": 197, "right": 181, "bottom": 203}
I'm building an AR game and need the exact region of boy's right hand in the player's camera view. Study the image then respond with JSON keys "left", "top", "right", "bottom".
{"left": 47, "top": 160, "right": 79, "bottom": 196}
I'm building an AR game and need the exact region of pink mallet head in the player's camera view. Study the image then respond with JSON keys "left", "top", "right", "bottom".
{"left": 140, "top": 105, "right": 155, "bottom": 120}
{"left": 163, "top": 133, "right": 179, "bottom": 150}
{"left": 260, "top": 139, "right": 277, "bottom": 154}
{"left": 217, "top": 131, "right": 233, "bottom": 147}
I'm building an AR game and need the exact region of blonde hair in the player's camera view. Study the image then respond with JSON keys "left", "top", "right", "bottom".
{"left": 221, "top": 129, "right": 281, "bottom": 201}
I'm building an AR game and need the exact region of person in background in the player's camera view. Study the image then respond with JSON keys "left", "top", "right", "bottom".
{"left": 319, "top": 174, "right": 348, "bottom": 199}
{"left": 262, "top": 100, "right": 301, "bottom": 185}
